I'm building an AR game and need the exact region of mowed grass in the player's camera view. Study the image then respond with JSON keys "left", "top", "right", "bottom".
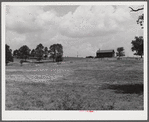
{"left": 6, "top": 58, "right": 143, "bottom": 110}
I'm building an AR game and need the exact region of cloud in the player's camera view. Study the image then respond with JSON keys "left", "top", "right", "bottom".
{"left": 6, "top": 6, "right": 43, "bottom": 33}
{"left": 6, "top": 5, "right": 132, "bottom": 37}
{"left": 59, "top": 5, "right": 132, "bottom": 38}
{"left": 6, "top": 6, "right": 60, "bottom": 34}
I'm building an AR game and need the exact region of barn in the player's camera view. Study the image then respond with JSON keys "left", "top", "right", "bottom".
{"left": 96, "top": 49, "right": 115, "bottom": 58}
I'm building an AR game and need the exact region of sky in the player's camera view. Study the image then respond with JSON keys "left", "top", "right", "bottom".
{"left": 5, "top": 4, "right": 144, "bottom": 57}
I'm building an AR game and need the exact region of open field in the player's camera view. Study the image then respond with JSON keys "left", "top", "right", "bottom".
{"left": 6, "top": 57, "right": 143, "bottom": 110}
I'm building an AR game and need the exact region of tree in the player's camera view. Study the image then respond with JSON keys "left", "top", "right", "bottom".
{"left": 35, "top": 43, "right": 44, "bottom": 61}
{"left": 49, "top": 44, "right": 63, "bottom": 62}
{"left": 131, "top": 36, "right": 143, "bottom": 58}
{"left": 18, "top": 45, "right": 30, "bottom": 61}
{"left": 6, "top": 44, "right": 13, "bottom": 65}
{"left": 116, "top": 47, "right": 125, "bottom": 58}
{"left": 13, "top": 49, "right": 20, "bottom": 58}
{"left": 129, "top": 6, "right": 144, "bottom": 29}
{"left": 44, "top": 47, "right": 48, "bottom": 60}
{"left": 30, "top": 49, "right": 36, "bottom": 57}
{"left": 55, "top": 54, "right": 63, "bottom": 62}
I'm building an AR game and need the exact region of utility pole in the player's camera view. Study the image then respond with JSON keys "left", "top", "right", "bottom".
{"left": 77, "top": 51, "right": 78, "bottom": 58}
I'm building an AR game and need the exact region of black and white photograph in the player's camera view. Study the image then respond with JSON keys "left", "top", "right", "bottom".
{"left": 2, "top": 1, "right": 148, "bottom": 120}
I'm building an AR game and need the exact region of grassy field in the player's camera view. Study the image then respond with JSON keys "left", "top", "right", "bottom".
{"left": 6, "top": 57, "right": 143, "bottom": 110}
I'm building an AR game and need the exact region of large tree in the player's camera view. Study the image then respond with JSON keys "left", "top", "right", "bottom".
{"left": 116, "top": 47, "right": 125, "bottom": 58}
{"left": 131, "top": 36, "right": 143, "bottom": 58}
{"left": 49, "top": 44, "right": 63, "bottom": 62}
{"left": 19, "top": 45, "right": 30, "bottom": 61}
{"left": 129, "top": 7, "right": 144, "bottom": 59}
{"left": 35, "top": 43, "right": 44, "bottom": 61}
{"left": 6, "top": 44, "right": 13, "bottom": 65}
{"left": 13, "top": 49, "right": 20, "bottom": 58}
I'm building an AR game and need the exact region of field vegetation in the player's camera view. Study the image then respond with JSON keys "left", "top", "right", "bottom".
{"left": 6, "top": 57, "right": 143, "bottom": 110}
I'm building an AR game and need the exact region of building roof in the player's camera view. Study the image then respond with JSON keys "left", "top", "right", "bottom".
{"left": 96, "top": 49, "right": 115, "bottom": 53}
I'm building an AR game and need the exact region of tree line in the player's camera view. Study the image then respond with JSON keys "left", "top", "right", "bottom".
{"left": 6, "top": 35, "right": 143, "bottom": 65}
{"left": 6, "top": 43, "right": 63, "bottom": 65}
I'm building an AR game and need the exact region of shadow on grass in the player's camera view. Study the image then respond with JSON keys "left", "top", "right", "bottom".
{"left": 103, "top": 83, "right": 143, "bottom": 94}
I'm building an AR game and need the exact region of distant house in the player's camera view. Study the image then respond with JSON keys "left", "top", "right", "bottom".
{"left": 96, "top": 49, "right": 115, "bottom": 58}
